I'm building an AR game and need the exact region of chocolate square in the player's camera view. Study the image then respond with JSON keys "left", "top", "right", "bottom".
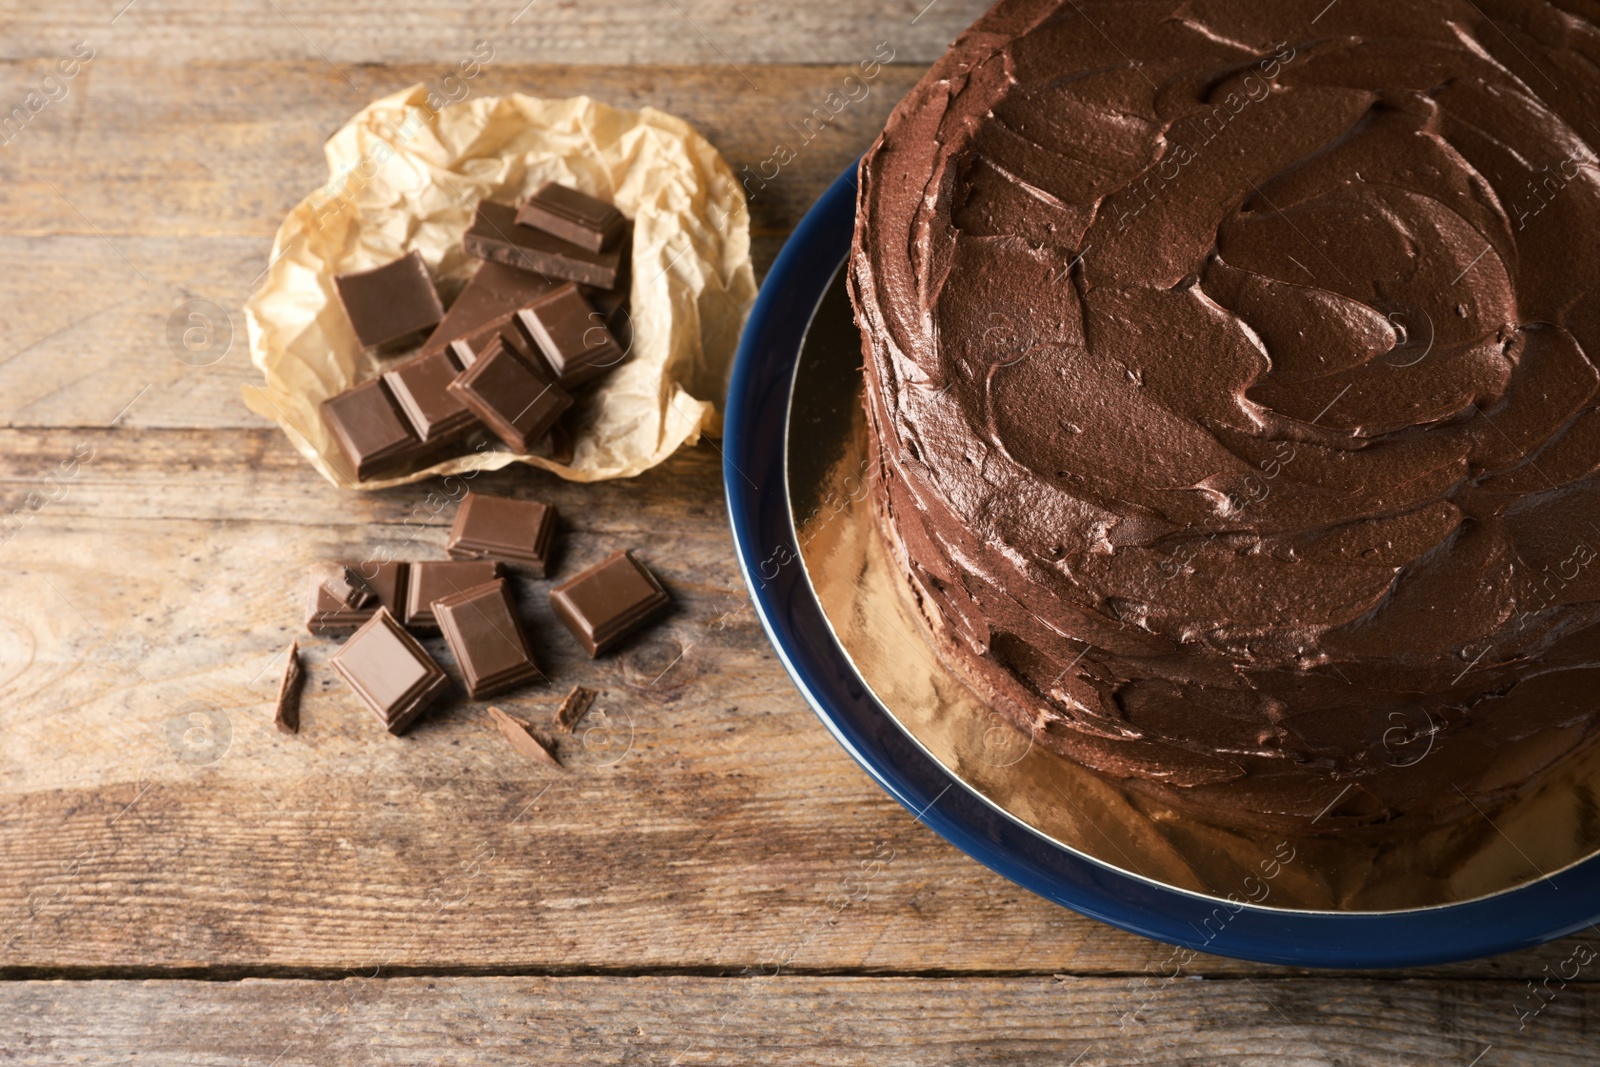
{"left": 447, "top": 492, "right": 558, "bottom": 575}
{"left": 434, "top": 578, "right": 544, "bottom": 699}
{"left": 329, "top": 607, "right": 450, "bottom": 735}
{"left": 549, "top": 550, "right": 670, "bottom": 657}
{"left": 404, "top": 559, "right": 503, "bottom": 632}
{"left": 321, "top": 378, "right": 421, "bottom": 480}
{"left": 333, "top": 251, "right": 445, "bottom": 351}
{"left": 446, "top": 334, "right": 573, "bottom": 454}
{"left": 512, "top": 284, "right": 628, "bottom": 390}
{"left": 515, "top": 183, "right": 627, "bottom": 252}
{"left": 382, "top": 346, "right": 482, "bottom": 444}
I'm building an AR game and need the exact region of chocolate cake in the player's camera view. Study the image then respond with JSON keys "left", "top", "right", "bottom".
{"left": 850, "top": 0, "right": 1600, "bottom": 829}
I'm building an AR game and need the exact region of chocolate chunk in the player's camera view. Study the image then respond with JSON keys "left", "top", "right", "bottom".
{"left": 419, "top": 260, "right": 565, "bottom": 358}
{"left": 404, "top": 559, "right": 503, "bottom": 631}
{"left": 446, "top": 334, "right": 573, "bottom": 453}
{"left": 446, "top": 492, "right": 558, "bottom": 575}
{"left": 333, "top": 251, "right": 445, "bottom": 351}
{"left": 329, "top": 606, "right": 450, "bottom": 735}
{"left": 550, "top": 550, "right": 670, "bottom": 657}
{"left": 306, "top": 560, "right": 409, "bottom": 634}
{"left": 323, "top": 565, "right": 374, "bottom": 610}
{"left": 321, "top": 378, "right": 422, "bottom": 481}
{"left": 382, "top": 345, "right": 482, "bottom": 444}
{"left": 463, "top": 201, "right": 626, "bottom": 289}
{"left": 515, "top": 183, "right": 627, "bottom": 252}
{"left": 274, "top": 640, "right": 305, "bottom": 735}
{"left": 554, "top": 684, "right": 598, "bottom": 733}
{"left": 434, "top": 578, "right": 544, "bottom": 699}
{"left": 486, "top": 706, "right": 562, "bottom": 766}
{"left": 512, "top": 284, "right": 628, "bottom": 389}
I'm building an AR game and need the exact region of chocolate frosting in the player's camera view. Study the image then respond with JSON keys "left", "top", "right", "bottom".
{"left": 851, "top": 0, "right": 1600, "bottom": 827}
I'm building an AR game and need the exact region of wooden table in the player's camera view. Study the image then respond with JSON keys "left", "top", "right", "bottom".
{"left": 0, "top": 2, "right": 1594, "bottom": 1061}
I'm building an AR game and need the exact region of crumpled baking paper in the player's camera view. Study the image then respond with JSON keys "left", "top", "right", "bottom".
{"left": 243, "top": 84, "right": 757, "bottom": 488}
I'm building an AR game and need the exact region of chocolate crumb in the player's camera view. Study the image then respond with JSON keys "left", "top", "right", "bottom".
{"left": 275, "top": 640, "right": 305, "bottom": 735}
{"left": 488, "top": 706, "right": 562, "bottom": 767}
{"left": 554, "top": 685, "right": 599, "bottom": 733}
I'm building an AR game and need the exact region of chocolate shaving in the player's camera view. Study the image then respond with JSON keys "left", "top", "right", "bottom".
{"left": 554, "top": 685, "right": 598, "bottom": 733}
{"left": 487, "top": 706, "right": 562, "bottom": 767}
{"left": 274, "top": 640, "right": 305, "bottom": 735}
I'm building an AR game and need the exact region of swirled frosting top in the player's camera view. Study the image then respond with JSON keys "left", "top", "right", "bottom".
{"left": 851, "top": 0, "right": 1600, "bottom": 796}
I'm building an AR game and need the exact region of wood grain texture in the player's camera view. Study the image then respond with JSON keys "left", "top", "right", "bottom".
{"left": 0, "top": 0, "right": 1596, "bottom": 1058}
{"left": 0, "top": 975, "right": 1591, "bottom": 1066}
{"left": 0, "top": 60, "right": 916, "bottom": 430}
{"left": 0, "top": 0, "right": 989, "bottom": 66}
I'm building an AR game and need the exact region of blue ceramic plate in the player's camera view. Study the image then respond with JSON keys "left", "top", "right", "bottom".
{"left": 723, "top": 165, "right": 1600, "bottom": 968}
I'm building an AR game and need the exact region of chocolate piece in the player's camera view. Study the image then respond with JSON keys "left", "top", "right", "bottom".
{"left": 321, "top": 378, "right": 421, "bottom": 481}
{"left": 323, "top": 565, "right": 374, "bottom": 610}
{"left": 487, "top": 706, "right": 562, "bottom": 766}
{"left": 404, "top": 559, "right": 503, "bottom": 631}
{"left": 515, "top": 183, "right": 627, "bottom": 253}
{"left": 274, "top": 640, "right": 305, "bottom": 735}
{"left": 549, "top": 550, "right": 670, "bottom": 657}
{"left": 435, "top": 578, "right": 544, "bottom": 699}
{"left": 554, "top": 684, "right": 598, "bottom": 733}
{"left": 446, "top": 492, "right": 558, "bottom": 575}
{"left": 419, "top": 260, "right": 565, "bottom": 358}
{"left": 333, "top": 251, "right": 444, "bottom": 351}
{"left": 382, "top": 346, "right": 482, "bottom": 444}
{"left": 446, "top": 334, "right": 573, "bottom": 453}
{"left": 305, "top": 560, "right": 409, "bottom": 634}
{"left": 512, "top": 284, "right": 628, "bottom": 389}
{"left": 463, "top": 200, "right": 625, "bottom": 289}
{"left": 329, "top": 607, "right": 450, "bottom": 735}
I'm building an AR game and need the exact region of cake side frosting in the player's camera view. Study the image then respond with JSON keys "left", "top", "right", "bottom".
{"left": 850, "top": 0, "right": 1600, "bottom": 826}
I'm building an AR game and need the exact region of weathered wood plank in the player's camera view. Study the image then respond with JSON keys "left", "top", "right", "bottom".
{"left": 0, "top": 426, "right": 1590, "bottom": 980}
{"left": 0, "top": 975, "right": 1590, "bottom": 1065}
{"left": 0, "top": 0, "right": 984, "bottom": 66}
{"left": 0, "top": 61, "right": 910, "bottom": 430}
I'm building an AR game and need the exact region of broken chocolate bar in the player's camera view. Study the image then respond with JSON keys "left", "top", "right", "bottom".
{"left": 321, "top": 378, "right": 422, "bottom": 481}
{"left": 463, "top": 201, "right": 626, "bottom": 289}
{"left": 404, "top": 559, "right": 503, "bottom": 632}
{"left": 515, "top": 183, "right": 627, "bottom": 253}
{"left": 329, "top": 607, "right": 450, "bottom": 735}
{"left": 512, "top": 284, "right": 628, "bottom": 390}
{"left": 305, "top": 560, "right": 409, "bottom": 634}
{"left": 549, "top": 550, "right": 671, "bottom": 657}
{"left": 419, "top": 260, "right": 565, "bottom": 358}
{"left": 446, "top": 492, "right": 558, "bottom": 575}
{"left": 487, "top": 706, "right": 562, "bottom": 766}
{"left": 333, "top": 250, "right": 445, "bottom": 351}
{"left": 446, "top": 334, "right": 573, "bottom": 454}
{"left": 434, "top": 578, "right": 543, "bottom": 699}
{"left": 322, "top": 565, "right": 374, "bottom": 610}
{"left": 382, "top": 345, "right": 482, "bottom": 444}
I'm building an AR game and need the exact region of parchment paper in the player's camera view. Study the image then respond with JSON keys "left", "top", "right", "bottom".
{"left": 243, "top": 84, "right": 757, "bottom": 489}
